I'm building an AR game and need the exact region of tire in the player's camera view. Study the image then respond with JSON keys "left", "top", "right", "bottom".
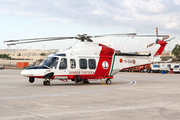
{"left": 29, "top": 77, "right": 35, "bottom": 83}
{"left": 83, "top": 79, "right": 89, "bottom": 83}
{"left": 46, "top": 81, "right": 50, "bottom": 86}
{"left": 75, "top": 79, "right": 78, "bottom": 84}
{"left": 43, "top": 81, "right": 47, "bottom": 85}
{"left": 75, "top": 76, "right": 82, "bottom": 83}
{"left": 148, "top": 69, "right": 151, "bottom": 73}
{"left": 106, "top": 79, "right": 111, "bottom": 85}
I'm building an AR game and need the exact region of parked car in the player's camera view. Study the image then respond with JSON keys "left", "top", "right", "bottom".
{"left": 0, "top": 64, "right": 5, "bottom": 69}
{"left": 173, "top": 64, "right": 180, "bottom": 73}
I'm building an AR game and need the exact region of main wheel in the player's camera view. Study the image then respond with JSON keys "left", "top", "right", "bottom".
{"left": 75, "top": 79, "right": 78, "bottom": 84}
{"left": 43, "top": 81, "right": 47, "bottom": 85}
{"left": 83, "top": 79, "right": 89, "bottom": 83}
{"left": 43, "top": 80, "right": 50, "bottom": 86}
{"left": 75, "top": 76, "right": 83, "bottom": 84}
{"left": 106, "top": 79, "right": 111, "bottom": 85}
{"left": 46, "top": 81, "right": 50, "bottom": 86}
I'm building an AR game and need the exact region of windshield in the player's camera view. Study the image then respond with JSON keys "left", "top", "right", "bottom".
{"left": 39, "top": 57, "right": 59, "bottom": 69}
{"left": 174, "top": 65, "right": 179, "bottom": 68}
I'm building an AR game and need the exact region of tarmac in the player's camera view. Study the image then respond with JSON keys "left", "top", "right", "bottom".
{"left": 0, "top": 69, "right": 180, "bottom": 120}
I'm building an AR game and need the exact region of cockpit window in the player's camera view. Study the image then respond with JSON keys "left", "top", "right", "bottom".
{"left": 59, "top": 58, "right": 67, "bottom": 69}
{"left": 39, "top": 57, "right": 59, "bottom": 69}
{"left": 50, "top": 58, "right": 59, "bottom": 69}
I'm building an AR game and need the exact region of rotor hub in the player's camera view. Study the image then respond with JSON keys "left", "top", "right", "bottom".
{"left": 76, "top": 34, "right": 88, "bottom": 41}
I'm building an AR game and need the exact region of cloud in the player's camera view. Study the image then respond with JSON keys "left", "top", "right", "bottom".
{"left": 174, "top": 0, "right": 180, "bottom": 5}
{"left": 36, "top": 17, "right": 60, "bottom": 22}
{"left": 0, "top": 0, "right": 180, "bottom": 32}
{"left": 0, "top": 0, "right": 180, "bottom": 51}
{"left": 166, "top": 22, "right": 180, "bottom": 29}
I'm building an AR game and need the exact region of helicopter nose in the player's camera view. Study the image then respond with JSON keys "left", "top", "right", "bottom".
{"left": 21, "top": 69, "right": 32, "bottom": 77}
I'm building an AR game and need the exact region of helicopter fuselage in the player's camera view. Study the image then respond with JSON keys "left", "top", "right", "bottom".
{"left": 21, "top": 40, "right": 167, "bottom": 85}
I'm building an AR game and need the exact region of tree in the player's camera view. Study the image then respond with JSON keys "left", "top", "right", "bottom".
{"left": 40, "top": 53, "right": 46, "bottom": 56}
{"left": 172, "top": 44, "right": 180, "bottom": 58}
{"left": 0, "top": 54, "right": 11, "bottom": 59}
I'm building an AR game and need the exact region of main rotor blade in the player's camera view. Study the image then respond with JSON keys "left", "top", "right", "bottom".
{"left": 89, "top": 33, "right": 137, "bottom": 38}
{"left": 7, "top": 37, "right": 76, "bottom": 46}
{"left": 147, "top": 42, "right": 155, "bottom": 48}
{"left": 4, "top": 37, "right": 76, "bottom": 43}
{"left": 135, "top": 35, "right": 169, "bottom": 37}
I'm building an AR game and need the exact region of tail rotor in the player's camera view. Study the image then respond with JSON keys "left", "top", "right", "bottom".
{"left": 147, "top": 28, "right": 170, "bottom": 48}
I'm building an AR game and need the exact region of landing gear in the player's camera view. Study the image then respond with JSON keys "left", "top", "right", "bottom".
{"left": 83, "top": 79, "right": 90, "bottom": 83}
{"left": 43, "top": 80, "right": 50, "bottom": 86}
{"left": 75, "top": 79, "right": 79, "bottom": 84}
{"left": 75, "top": 75, "right": 83, "bottom": 84}
{"left": 29, "top": 77, "right": 35, "bottom": 83}
{"left": 106, "top": 79, "right": 111, "bottom": 85}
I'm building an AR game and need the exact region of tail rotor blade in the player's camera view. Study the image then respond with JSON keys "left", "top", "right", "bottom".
{"left": 147, "top": 42, "right": 155, "bottom": 48}
{"left": 161, "top": 36, "right": 169, "bottom": 41}
{"left": 165, "top": 37, "right": 176, "bottom": 42}
{"left": 156, "top": 28, "right": 158, "bottom": 40}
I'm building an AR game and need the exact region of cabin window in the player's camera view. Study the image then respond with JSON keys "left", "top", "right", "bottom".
{"left": 88, "top": 59, "right": 96, "bottom": 69}
{"left": 70, "top": 59, "right": 76, "bottom": 69}
{"left": 59, "top": 58, "right": 67, "bottom": 69}
{"left": 79, "top": 59, "right": 87, "bottom": 69}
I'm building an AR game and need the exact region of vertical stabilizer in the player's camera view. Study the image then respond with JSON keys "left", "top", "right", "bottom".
{"left": 151, "top": 40, "right": 167, "bottom": 57}
{"left": 150, "top": 40, "right": 168, "bottom": 62}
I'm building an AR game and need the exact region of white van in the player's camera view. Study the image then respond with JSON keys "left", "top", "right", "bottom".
{"left": 151, "top": 64, "right": 160, "bottom": 73}
{"left": 151, "top": 63, "right": 171, "bottom": 73}
{"left": 173, "top": 64, "right": 180, "bottom": 73}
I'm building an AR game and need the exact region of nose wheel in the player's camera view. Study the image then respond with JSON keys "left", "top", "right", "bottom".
{"left": 43, "top": 80, "right": 50, "bottom": 86}
{"left": 29, "top": 77, "right": 35, "bottom": 83}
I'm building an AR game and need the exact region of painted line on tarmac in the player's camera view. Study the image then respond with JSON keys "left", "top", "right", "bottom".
{"left": 0, "top": 78, "right": 136, "bottom": 100}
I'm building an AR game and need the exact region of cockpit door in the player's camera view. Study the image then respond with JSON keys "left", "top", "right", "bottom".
{"left": 59, "top": 58, "right": 67, "bottom": 73}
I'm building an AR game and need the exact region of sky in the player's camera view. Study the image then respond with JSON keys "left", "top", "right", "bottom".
{"left": 0, "top": 0, "right": 180, "bottom": 52}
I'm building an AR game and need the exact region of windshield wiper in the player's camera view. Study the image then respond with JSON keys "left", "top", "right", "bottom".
{"left": 42, "top": 65, "right": 51, "bottom": 69}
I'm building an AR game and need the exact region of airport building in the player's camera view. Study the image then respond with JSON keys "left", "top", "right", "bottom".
{"left": 0, "top": 49, "right": 59, "bottom": 67}
{"left": 0, "top": 49, "right": 173, "bottom": 67}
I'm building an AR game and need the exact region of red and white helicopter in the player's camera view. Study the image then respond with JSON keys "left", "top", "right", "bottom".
{"left": 4, "top": 28, "right": 172, "bottom": 85}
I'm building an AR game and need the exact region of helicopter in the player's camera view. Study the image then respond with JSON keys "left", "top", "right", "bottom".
{"left": 4, "top": 28, "right": 172, "bottom": 86}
